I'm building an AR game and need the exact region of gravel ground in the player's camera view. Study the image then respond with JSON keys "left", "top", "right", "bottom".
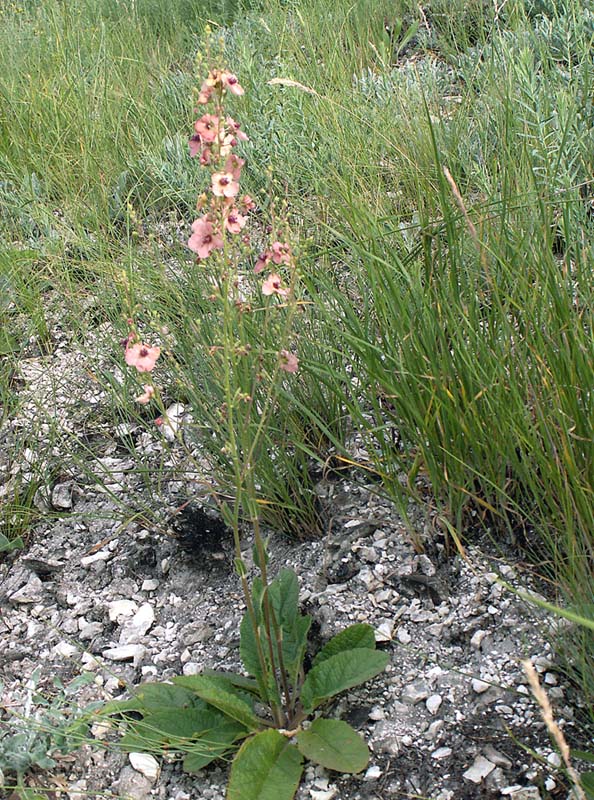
{"left": 1, "top": 312, "right": 591, "bottom": 800}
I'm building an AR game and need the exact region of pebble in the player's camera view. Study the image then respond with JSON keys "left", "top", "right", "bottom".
{"left": 51, "top": 482, "right": 73, "bottom": 509}
{"left": 432, "top": 747, "right": 452, "bottom": 760}
{"left": 472, "top": 678, "right": 491, "bottom": 693}
{"left": 483, "top": 744, "right": 513, "bottom": 769}
{"left": 116, "top": 766, "right": 153, "bottom": 800}
{"left": 129, "top": 753, "right": 160, "bottom": 781}
{"left": 397, "top": 627, "right": 412, "bottom": 644}
{"left": 463, "top": 755, "right": 496, "bottom": 783}
{"left": 9, "top": 574, "right": 45, "bottom": 604}
{"left": 500, "top": 788, "right": 542, "bottom": 799}
{"left": 52, "top": 641, "right": 78, "bottom": 658}
{"left": 81, "top": 550, "right": 111, "bottom": 567}
{"left": 102, "top": 644, "right": 146, "bottom": 665}
{"left": 141, "top": 579, "right": 160, "bottom": 591}
{"left": 108, "top": 600, "right": 138, "bottom": 622}
{"left": 470, "top": 629, "right": 488, "bottom": 649}
{"left": 426, "top": 694, "right": 443, "bottom": 715}
{"left": 364, "top": 765, "right": 381, "bottom": 780}
{"left": 401, "top": 682, "right": 430, "bottom": 705}
{"left": 119, "top": 603, "right": 155, "bottom": 644}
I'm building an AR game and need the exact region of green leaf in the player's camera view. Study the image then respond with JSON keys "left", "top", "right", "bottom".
{"left": 296, "top": 719, "right": 369, "bottom": 773}
{"left": 574, "top": 751, "right": 594, "bottom": 764}
{"left": 581, "top": 772, "right": 594, "bottom": 800}
{"left": 227, "top": 730, "right": 303, "bottom": 800}
{"left": 312, "top": 624, "right": 376, "bottom": 667}
{"left": 240, "top": 605, "right": 264, "bottom": 679}
{"left": 300, "top": 648, "right": 389, "bottom": 712}
{"left": 0, "top": 532, "right": 24, "bottom": 553}
{"left": 119, "top": 706, "right": 246, "bottom": 770}
{"left": 173, "top": 675, "right": 261, "bottom": 730}
{"left": 203, "top": 670, "right": 260, "bottom": 694}
{"left": 268, "top": 569, "right": 300, "bottom": 629}
{"left": 281, "top": 614, "right": 312, "bottom": 688}
{"left": 103, "top": 682, "right": 203, "bottom": 715}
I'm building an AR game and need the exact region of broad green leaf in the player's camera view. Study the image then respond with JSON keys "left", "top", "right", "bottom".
{"left": 0, "top": 533, "right": 24, "bottom": 553}
{"left": 296, "top": 719, "right": 369, "bottom": 773}
{"left": 312, "top": 624, "right": 376, "bottom": 667}
{"left": 173, "top": 675, "right": 261, "bottom": 730}
{"left": 203, "top": 670, "right": 260, "bottom": 694}
{"left": 281, "top": 614, "right": 312, "bottom": 687}
{"left": 227, "top": 730, "right": 303, "bottom": 800}
{"left": 103, "top": 682, "right": 202, "bottom": 715}
{"left": 300, "top": 649, "right": 389, "bottom": 712}
{"left": 239, "top": 603, "right": 282, "bottom": 708}
{"left": 268, "top": 569, "right": 300, "bottom": 629}
{"left": 240, "top": 606, "right": 265, "bottom": 679}
{"left": 120, "top": 707, "right": 245, "bottom": 769}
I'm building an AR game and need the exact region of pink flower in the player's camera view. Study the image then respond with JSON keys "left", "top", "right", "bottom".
{"left": 125, "top": 342, "right": 161, "bottom": 373}
{"left": 279, "top": 350, "right": 299, "bottom": 373}
{"left": 225, "top": 208, "right": 247, "bottom": 234}
{"left": 212, "top": 171, "right": 239, "bottom": 198}
{"left": 194, "top": 114, "right": 219, "bottom": 143}
{"left": 226, "top": 116, "right": 249, "bottom": 141}
{"left": 197, "top": 83, "right": 213, "bottom": 104}
{"left": 225, "top": 154, "right": 244, "bottom": 180}
{"left": 240, "top": 194, "right": 256, "bottom": 213}
{"left": 271, "top": 241, "right": 292, "bottom": 265}
{"left": 188, "top": 216, "right": 224, "bottom": 259}
{"left": 221, "top": 71, "right": 244, "bottom": 95}
{"left": 254, "top": 251, "right": 271, "bottom": 274}
{"left": 188, "top": 134, "right": 202, "bottom": 158}
{"left": 135, "top": 384, "right": 155, "bottom": 404}
{"left": 262, "top": 273, "right": 289, "bottom": 297}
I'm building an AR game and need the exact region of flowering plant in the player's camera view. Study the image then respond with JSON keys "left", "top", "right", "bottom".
{"left": 109, "top": 59, "right": 388, "bottom": 799}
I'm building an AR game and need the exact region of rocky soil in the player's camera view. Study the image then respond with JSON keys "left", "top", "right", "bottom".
{"left": 0, "top": 318, "right": 591, "bottom": 800}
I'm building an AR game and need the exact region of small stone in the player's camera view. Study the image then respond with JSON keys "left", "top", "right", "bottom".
{"left": 426, "top": 720, "right": 444, "bottom": 739}
{"left": 369, "top": 706, "right": 385, "bottom": 721}
{"left": 432, "top": 747, "right": 452, "bottom": 760}
{"left": 310, "top": 791, "right": 337, "bottom": 800}
{"left": 116, "top": 766, "right": 153, "bottom": 800}
{"left": 472, "top": 678, "right": 491, "bottom": 694}
{"left": 401, "top": 682, "right": 430, "bottom": 705}
{"left": 463, "top": 755, "right": 496, "bottom": 783}
{"left": 79, "top": 622, "right": 103, "bottom": 641}
{"left": 182, "top": 662, "right": 200, "bottom": 675}
{"left": 426, "top": 694, "right": 443, "bottom": 715}
{"left": 364, "top": 765, "right": 381, "bottom": 780}
{"left": 51, "top": 482, "right": 73, "bottom": 509}
{"left": 546, "top": 752, "right": 561, "bottom": 767}
{"left": 375, "top": 621, "right": 393, "bottom": 642}
{"left": 483, "top": 744, "right": 512, "bottom": 769}
{"left": 397, "top": 627, "right": 412, "bottom": 644}
{"left": 81, "top": 550, "right": 111, "bottom": 566}
{"left": 544, "top": 672, "right": 557, "bottom": 685}
{"left": 103, "top": 644, "right": 145, "bottom": 665}
{"left": 141, "top": 579, "right": 159, "bottom": 591}
{"left": 53, "top": 641, "right": 78, "bottom": 658}
{"left": 500, "top": 787, "right": 542, "bottom": 800}
{"left": 119, "top": 603, "right": 155, "bottom": 644}
{"left": 108, "top": 600, "right": 138, "bottom": 622}
{"left": 129, "top": 753, "right": 160, "bottom": 781}
{"left": 470, "top": 630, "right": 487, "bottom": 649}
{"left": 9, "top": 574, "right": 44, "bottom": 604}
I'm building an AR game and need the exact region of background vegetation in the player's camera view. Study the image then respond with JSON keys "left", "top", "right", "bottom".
{"left": 1, "top": 0, "right": 592, "bottom": 717}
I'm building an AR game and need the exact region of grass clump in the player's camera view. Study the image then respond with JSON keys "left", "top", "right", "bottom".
{"left": 0, "top": 0, "right": 592, "bottom": 724}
